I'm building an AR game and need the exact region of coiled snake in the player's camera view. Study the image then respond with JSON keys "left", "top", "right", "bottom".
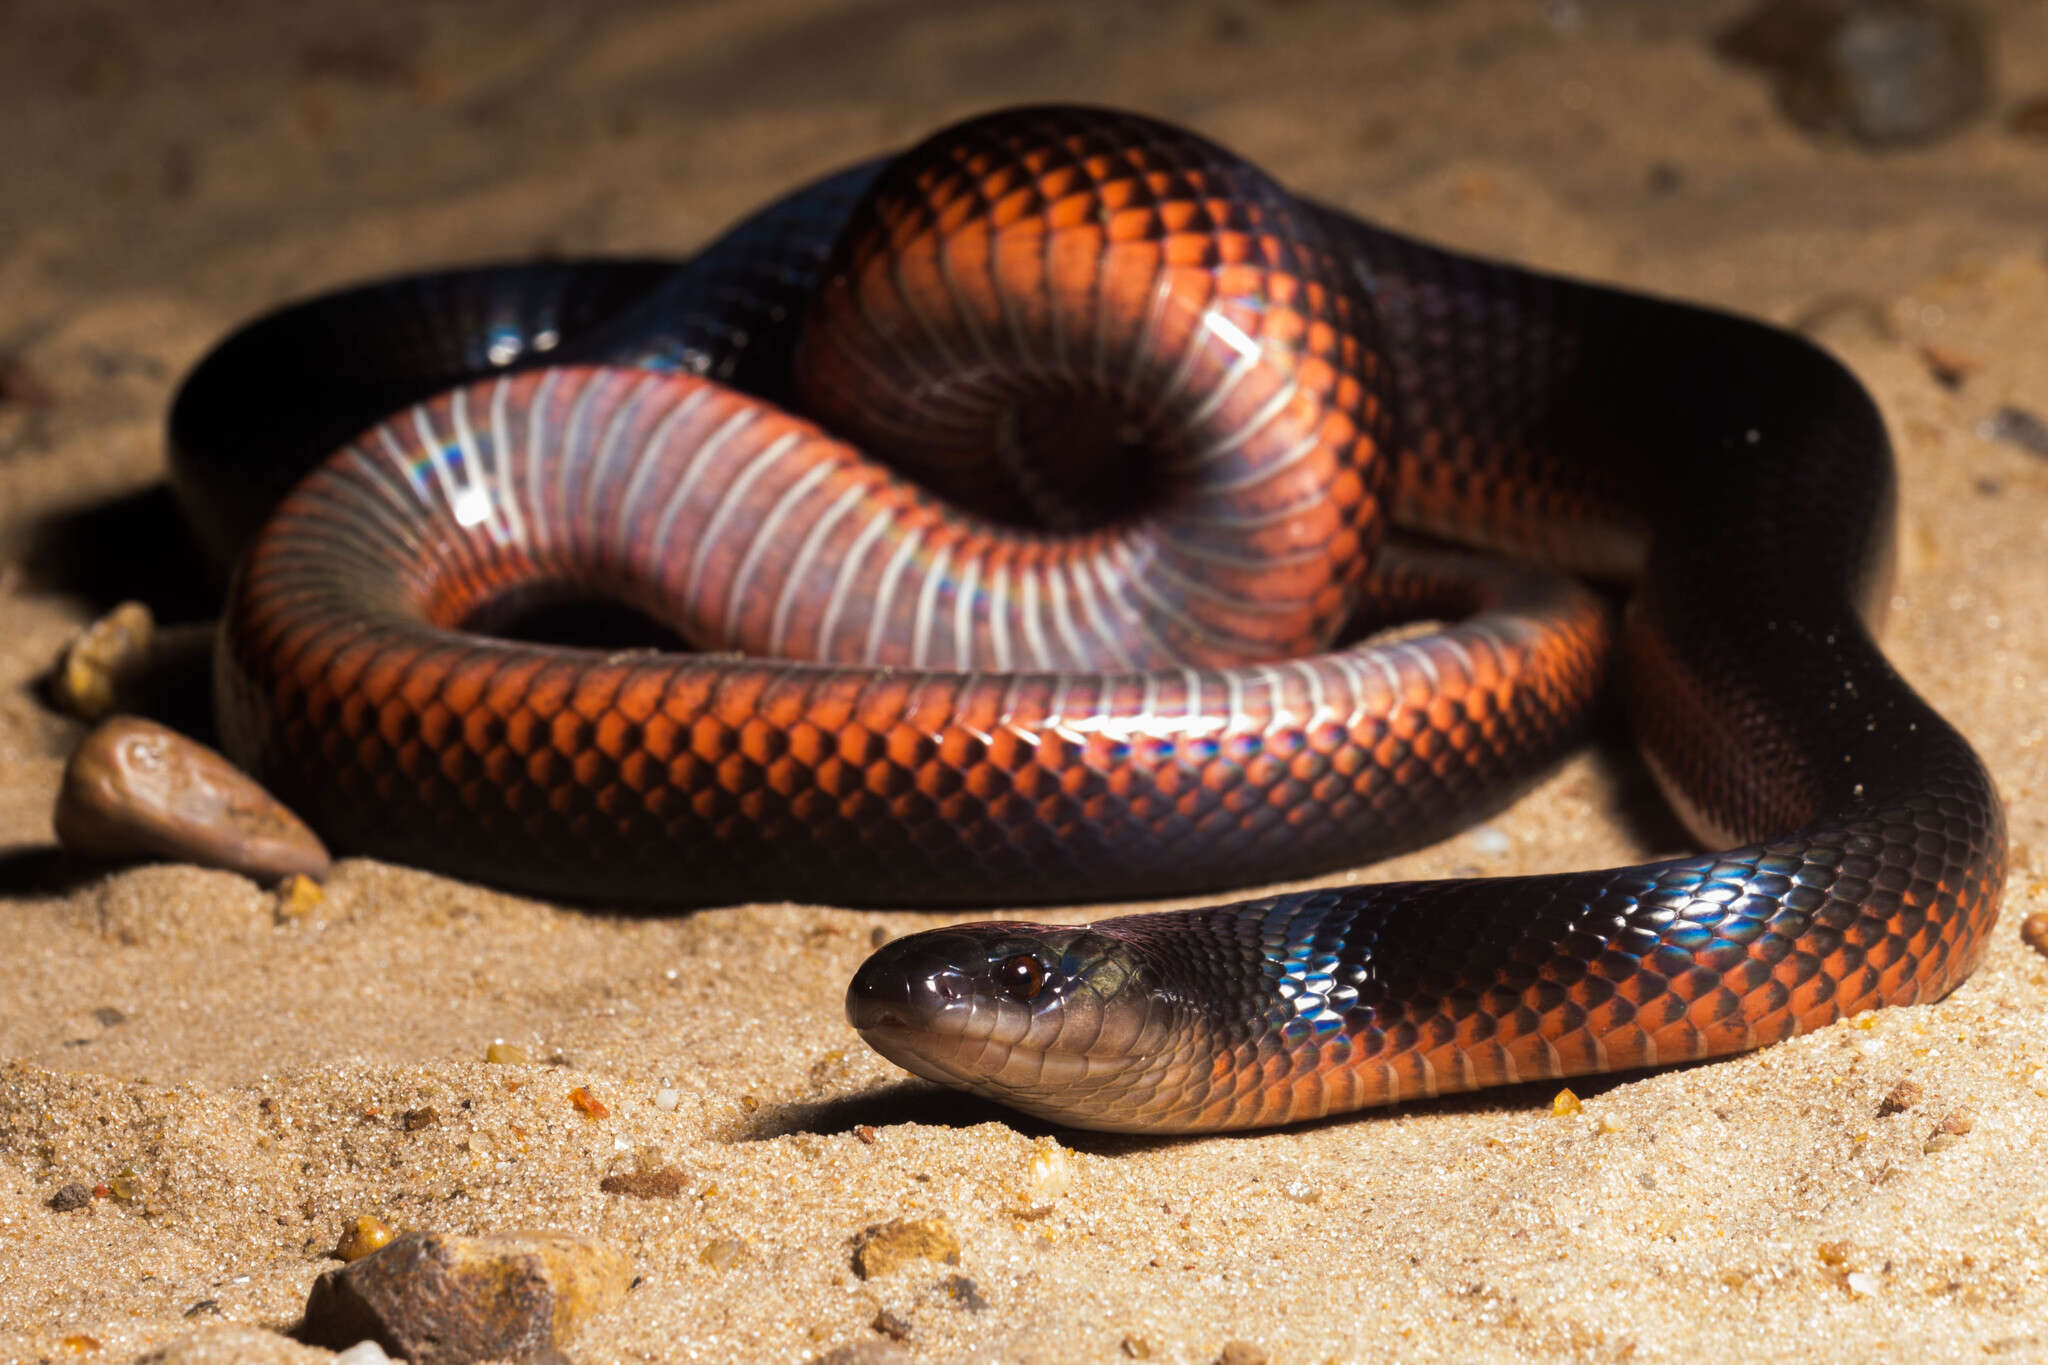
{"left": 171, "top": 107, "right": 2005, "bottom": 1132}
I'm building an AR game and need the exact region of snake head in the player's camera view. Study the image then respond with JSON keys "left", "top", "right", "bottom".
{"left": 846, "top": 921, "right": 1191, "bottom": 1130}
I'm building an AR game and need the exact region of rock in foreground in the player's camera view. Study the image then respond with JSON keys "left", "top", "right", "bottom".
{"left": 299, "top": 1230, "right": 631, "bottom": 1364}
{"left": 54, "top": 716, "right": 330, "bottom": 883}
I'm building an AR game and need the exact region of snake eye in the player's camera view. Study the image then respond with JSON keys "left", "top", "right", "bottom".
{"left": 997, "top": 954, "right": 1047, "bottom": 1002}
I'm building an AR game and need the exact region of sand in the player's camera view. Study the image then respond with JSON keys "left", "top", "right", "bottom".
{"left": 4, "top": 1, "right": 2048, "bottom": 1361}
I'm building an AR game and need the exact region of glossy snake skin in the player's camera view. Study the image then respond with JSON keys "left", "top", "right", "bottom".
{"left": 173, "top": 108, "right": 2005, "bottom": 1132}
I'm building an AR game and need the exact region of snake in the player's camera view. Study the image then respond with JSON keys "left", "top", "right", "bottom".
{"left": 170, "top": 106, "right": 2005, "bottom": 1133}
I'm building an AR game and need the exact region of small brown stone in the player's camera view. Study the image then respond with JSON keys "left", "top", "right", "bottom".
{"left": 871, "top": 1308, "right": 913, "bottom": 1342}
{"left": 1877, "top": 1079, "right": 1923, "bottom": 1116}
{"left": 1925, "top": 1106, "right": 1975, "bottom": 1152}
{"left": 936, "top": 1273, "right": 989, "bottom": 1312}
{"left": 301, "top": 1230, "right": 629, "bottom": 1364}
{"left": 851, "top": 1218, "right": 961, "bottom": 1280}
{"left": 599, "top": 1166, "right": 686, "bottom": 1200}
{"left": 52, "top": 602, "right": 154, "bottom": 720}
{"left": 55, "top": 717, "right": 330, "bottom": 883}
{"left": 47, "top": 1183, "right": 92, "bottom": 1212}
{"left": 2020, "top": 910, "right": 2048, "bottom": 958}
{"left": 1918, "top": 343, "right": 1979, "bottom": 391}
{"left": 1216, "top": 1343, "right": 1269, "bottom": 1365}
{"left": 402, "top": 1106, "right": 440, "bottom": 1132}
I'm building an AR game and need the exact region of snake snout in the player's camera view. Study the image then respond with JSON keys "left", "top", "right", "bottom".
{"left": 845, "top": 946, "right": 978, "bottom": 1036}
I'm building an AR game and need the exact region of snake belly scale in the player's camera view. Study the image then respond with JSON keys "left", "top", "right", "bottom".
{"left": 173, "top": 106, "right": 2005, "bottom": 1132}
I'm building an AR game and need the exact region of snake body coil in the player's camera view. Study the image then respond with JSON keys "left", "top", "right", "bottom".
{"left": 174, "top": 108, "right": 2005, "bottom": 1132}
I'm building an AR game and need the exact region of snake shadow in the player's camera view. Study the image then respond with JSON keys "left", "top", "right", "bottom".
{"left": 0, "top": 846, "right": 118, "bottom": 899}
{"left": 19, "top": 482, "right": 221, "bottom": 622}
{"left": 737, "top": 1060, "right": 1714, "bottom": 1152}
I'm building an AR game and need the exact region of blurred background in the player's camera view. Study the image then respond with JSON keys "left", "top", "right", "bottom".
{"left": 3, "top": 0, "right": 2045, "bottom": 608}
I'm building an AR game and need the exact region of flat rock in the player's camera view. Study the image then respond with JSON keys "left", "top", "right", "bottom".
{"left": 850, "top": 1217, "right": 961, "bottom": 1280}
{"left": 54, "top": 715, "right": 330, "bottom": 883}
{"left": 1718, "top": 0, "right": 1989, "bottom": 146}
{"left": 299, "top": 1230, "right": 631, "bottom": 1365}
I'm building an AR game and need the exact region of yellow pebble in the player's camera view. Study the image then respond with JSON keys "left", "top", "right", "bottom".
{"left": 336, "top": 1214, "right": 395, "bottom": 1261}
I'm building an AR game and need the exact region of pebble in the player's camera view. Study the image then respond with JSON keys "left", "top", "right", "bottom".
{"left": 1877, "top": 1078, "right": 1924, "bottom": 1115}
{"left": 46, "top": 1183, "right": 92, "bottom": 1212}
{"left": 599, "top": 1166, "right": 687, "bottom": 1199}
{"left": 2019, "top": 910, "right": 2048, "bottom": 957}
{"left": 851, "top": 1218, "right": 962, "bottom": 1280}
{"left": 274, "top": 872, "right": 325, "bottom": 921}
{"left": 1917, "top": 342, "right": 1979, "bottom": 390}
{"left": 1980, "top": 406, "right": 2048, "bottom": 459}
{"left": 1019, "top": 1139, "right": 1075, "bottom": 1205}
{"left": 1469, "top": 824, "right": 1512, "bottom": 856}
{"left": 936, "top": 1273, "right": 989, "bottom": 1312}
{"left": 54, "top": 716, "right": 331, "bottom": 883}
{"left": 300, "top": 1230, "right": 630, "bottom": 1365}
{"left": 1215, "top": 1344, "right": 1269, "bottom": 1365}
{"left": 1717, "top": 0, "right": 1990, "bottom": 146}
{"left": 336, "top": 1215, "right": 395, "bottom": 1262}
{"left": 332, "top": 1344, "right": 396, "bottom": 1365}
{"left": 52, "top": 601, "right": 154, "bottom": 720}
{"left": 1923, "top": 1107, "right": 1974, "bottom": 1153}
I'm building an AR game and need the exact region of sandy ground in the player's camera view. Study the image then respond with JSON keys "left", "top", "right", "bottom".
{"left": 4, "top": 1, "right": 2048, "bottom": 1361}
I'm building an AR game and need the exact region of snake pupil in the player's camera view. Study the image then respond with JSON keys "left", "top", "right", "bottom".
{"left": 999, "top": 954, "right": 1047, "bottom": 1002}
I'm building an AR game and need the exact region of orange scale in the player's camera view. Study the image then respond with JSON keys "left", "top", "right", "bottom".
{"left": 1162, "top": 233, "right": 1218, "bottom": 269}
{"left": 376, "top": 698, "right": 417, "bottom": 750}
{"left": 571, "top": 750, "right": 609, "bottom": 789}
{"left": 863, "top": 760, "right": 911, "bottom": 799}
{"left": 687, "top": 715, "right": 733, "bottom": 763}
{"left": 738, "top": 717, "right": 786, "bottom": 766}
